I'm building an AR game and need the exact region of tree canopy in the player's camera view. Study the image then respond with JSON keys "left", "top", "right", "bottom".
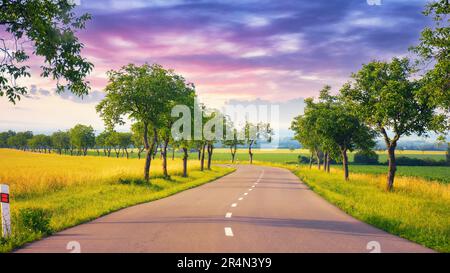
{"left": 0, "top": 0, "right": 93, "bottom": 103}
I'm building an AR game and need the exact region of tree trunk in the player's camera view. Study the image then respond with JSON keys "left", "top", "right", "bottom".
{"left": 341, "top": 148, "right": 349, "bottom": 180}
{"left": 200, "top": 143, "right": 206, "bottom": 171}
{"left": 309, "top": 152, "right": 313, "bottom": 169}
{"left": 125, "top": 148, "right": 129, "bottom": 159}
{"left": 230, "top": 145, "right": 236, "bottom": 163}
{"left": 172, "top": 148, "right": 175, "bottom": 160}
{"left": 387, "top": 144, "right": 397, "bottom": 191}
{"left": 152, "top": 144, "right": 158, "bottom": 160}
{"left": 316, "top": 150, "right": 321, "bottom": 170}
{"left": 249, "top": 140, "right": 254, "bottom": 164}
{"left": 143, "top": 124, "right": 156, "bottom": 182}
{"left": 327, "top": 155, "right": 330, "bottom": 173}
{"left": 323, "top": 152, "right": 328, "bottom": 172}
{"left": 198, "top": 149, "right": 201, "bottom": 160}
{"left": 207, "top": 144, "right": 213, "bottom": 170}
{"left": 182, "top": 147, "right": 188, "bottom": 177}
{"left": 162, "top": 139, "right": 169, "bottom": 178}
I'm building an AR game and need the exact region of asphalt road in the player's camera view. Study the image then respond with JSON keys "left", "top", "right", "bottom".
{"left": 17, "top": 165, "right": 433, "bottom": 253}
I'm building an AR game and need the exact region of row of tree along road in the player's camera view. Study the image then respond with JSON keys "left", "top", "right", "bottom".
{"left": 291, "top": 1, "right": 449, "bottom": 191}
{"left": 1, "top": 72, "right": 273, "bottom": 182}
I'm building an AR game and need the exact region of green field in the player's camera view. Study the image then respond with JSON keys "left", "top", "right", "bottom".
{"left": 83, "top": 148, "right": 449, "bottom": 183}
{"left": 87, "top": 148, "right": 446, "bottom": 163}
{"left": 337, "top": 165, "right": 450, "bottom": 183}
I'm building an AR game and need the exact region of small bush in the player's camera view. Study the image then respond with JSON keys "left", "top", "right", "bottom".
{"left": 19, "top": 208, "right": 52, "bottom": 235}
{"left": 394, "top": 157, "right": 447, "bottom": 166}
{"left": 298, "top": 155, "right": 312, "bottom": 164}
{"left": 118, "top": 177, "right": 150, "bottom": 186}
{"left": 354, "top": 150, "right": 379, "bottom": 165}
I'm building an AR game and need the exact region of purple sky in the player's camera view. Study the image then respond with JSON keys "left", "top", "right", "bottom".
{"left": 0, "top": 0, "right": 432, "bottom": 135}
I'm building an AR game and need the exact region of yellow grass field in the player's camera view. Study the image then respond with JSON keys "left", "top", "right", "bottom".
{"left": 0, "top": 149, "right": 201, "bottom": 198}
{"left": 0, "top": 149, "right": 233, "bottom": 252}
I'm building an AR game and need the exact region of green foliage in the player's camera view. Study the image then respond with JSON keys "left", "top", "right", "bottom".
{"left": 19, "top": 208, "right": 52, "bottom": 235}
{"left": 0, "top": 0, "right": 93, "bottom": 103}
{"left": 69, "top": 124, "right": 95, "bottom": 154}
{"left": 28, "top": 134, "right": 52, "bottom": 151}
{"left": 96, "top": 63, "right": 198, "bottom": 180}
{"left": 354, "top": 150, "right": 379, "bottom": 165}
{"left": 51, "top": 131, "right": 70, "bottom": 153}
{"left": 343, "top": 58, "right": 440, "bottom": 138}
{"left": 0, "top": 130, "right": 15, "bottom": 147}
{"left": 342, "top": 57, "right": 447, "bottom": 189}
{"left": 6, "top": 131, "right": 33, "bottom": 149}
{"left": 96, "top": 63, "right": 174, "bottom": 130}
{"left": 394, "top": 157, "right": 448, "bottom": 167}
{"left": 410, "top": 0, "right": 450, "bottom": 111}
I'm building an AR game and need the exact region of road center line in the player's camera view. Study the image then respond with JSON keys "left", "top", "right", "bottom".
{"left": 244, "top": 193, "right": 248, "bottom": 195}
{"left": 238, "top": 197, "right": 243, "bottom": 201}
{"left": 224, "top": 227, "right": 234, "bottom": 237}
{"left": 225, "top": 212, "right": 232, "bottom": 218}
{"left": 231, "top": 203, "right": 237, "bottom": 207}
{"left": 249, "top": 189, "right": 253, "bottom": 191}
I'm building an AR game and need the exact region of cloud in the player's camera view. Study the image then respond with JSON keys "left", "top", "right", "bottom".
{"left": 4, "top": 0, "right": 430, "bottom": 133}
{"left": 59, "top": 90, "right": 106, "bottom": 104}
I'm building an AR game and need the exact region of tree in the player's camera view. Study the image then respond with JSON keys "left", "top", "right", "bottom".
{"left": 117, "top": 132, "right": 132, "bottom": 159}
{"left": 0, "top": 0, "right": 93, "bottom": 103}
{"left": 131, "top": 122, "right": 146, "bottom": 159}
{"left": 107, "top": 131, "right": 121, "bottom": 158}
{"left": 51, "top": 131, "right": 70, "bottom": 154}
{"left": 291, "top": 95, "right": 334, "bottom": 171}
{"left": 291, "top": 112, "right": 322, "bottom": 169}
{"left": 315, "top": 98, "right": 375, "bottom": 180}
{"left": 203, "top": 110, "right": 225, "bottom": 170}
{"left": 96, "top": 63, "right": 174, "bottom": 182}
{"left": 69, "top": 124, "right": 95, "bottom": 156}
{"left": 341, "top": 58, "right": 447, "bottom": 190}
{"left": 410, "top": 0, "right": 450, "bottom": 111}
{"left": 96, "top": 131, "right": 114, "bottom": 157}
{"left": 223, "top": 127, "right": 244, "bottom": 163}
{"left": 7, "top": 131, "right": 32, "bottom": 150}
{"left": 0, "top": 130, "right": 15, "bottom": 147}
{"left": 244, "top": 122, "right": 273, "bottom": 164}
{"left": 28, "top": 134, "right": 51, "bottom": 153}
{"left": 159, "top": 72, "right": 196, "bottom": 178}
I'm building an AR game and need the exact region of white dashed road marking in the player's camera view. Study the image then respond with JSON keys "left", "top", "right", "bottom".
{"left": 225, "top": 212, "right": 232, "bottom": 218}
{"left": 238, "top": 197, "right": 243, "bottom": 201}
{"left": 224, "top": 227, "right": 234, "bottom": 237}
{"left": 231, "top": 203, "right": 237, "bottom": 207}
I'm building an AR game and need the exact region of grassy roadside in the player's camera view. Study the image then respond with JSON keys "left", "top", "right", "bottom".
{"left": 249, "top": 161, "right": 449, "bottom": 252}
{"left": 0, "top": 150, "right": 235, "bottom": 253}
{"left": 1, "top": 167, "right": 234, "bottom": 253}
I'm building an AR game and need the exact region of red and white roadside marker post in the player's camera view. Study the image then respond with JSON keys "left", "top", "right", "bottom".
{"left": 1, "top": 184, "right": 11, "bottom": 238}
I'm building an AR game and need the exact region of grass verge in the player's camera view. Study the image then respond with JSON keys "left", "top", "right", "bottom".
{"left": 274, "top": 163, "right": 449, "bottom": 252}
